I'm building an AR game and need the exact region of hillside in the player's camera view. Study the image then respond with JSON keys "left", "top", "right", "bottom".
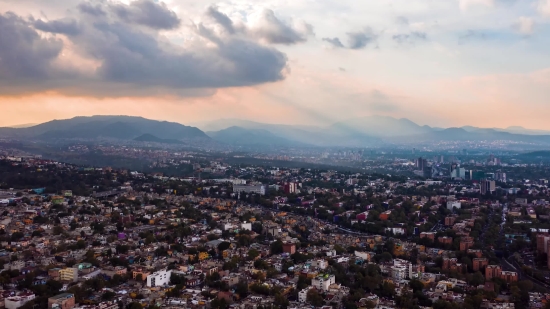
{"left": 207, "top": 126, "right": 306, "bottom": 147}
{"left": 0, "top": 116, "right": 209, "bottom": 141}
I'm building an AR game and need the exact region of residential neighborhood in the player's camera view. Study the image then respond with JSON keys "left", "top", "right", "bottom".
{"left": 0, "top": 155, "right": 548, "bottom": 309}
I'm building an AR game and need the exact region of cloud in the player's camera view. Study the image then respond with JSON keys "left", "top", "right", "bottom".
{"left": 538, "top": 0, "right": 550, "bottom": 17}
{"left": 206, "top": 6, "right": 235, "bottom": 34}
{"left": 514, "top": 16, "right": 534, "bottom": 35}
{"left": 0, "top": 1, "right": 290, "bottom": 97}
{"left": 392, "top": 31, "right": 428, "bottom": 45}
{"left": 458, "top": 30, "right": 489, "bottom": 44}
{"left": 396, "top": 16, "right": 409, "bottom": 25}
{"left": 459, "top": 0, "right": 494, "bottom": 11}
{"left": 249, "top": 9, "right": 313, "bottom": 45}
{"left": 322, "top": 28, "right": 378, "bottom": 50}
{"left": 322, "top": 37, "right": 344, "bottom": 48}
{"left": 78, "top": 2, "right": 106, "bottom": 16}
{"left": 346, "top": 28, "right": 377, "bottom": 49}
{"left": 0, "top": 12, "right": 66, "bottom": 87}
{"left": 34, "top": 18, "right": 81, "bottom": 35}
{"left": 112, "top": 0, "right": 181, "bottom": 30}
{"left": 204, "top": 7, "right": 313, "bottom": 45}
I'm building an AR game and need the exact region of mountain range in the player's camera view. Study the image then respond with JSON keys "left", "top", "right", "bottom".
{"left": 194, "top": 116, "right": 550, "bottom": 146}
{"left": 0, "top": 116, "right": 208, "bottom": 141}
{"left": 3, "top": 115, "right": 550, "bottom": 147}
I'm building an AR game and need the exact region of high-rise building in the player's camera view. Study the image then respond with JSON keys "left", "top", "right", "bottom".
{"left": 481, "top": 179, "right": 496, "bottom": 195}
{"left": 415, "top": 157, "right": 427, "bottom": 170}
{"left": 284, "top": 182, "right": 298, "bottom": 194}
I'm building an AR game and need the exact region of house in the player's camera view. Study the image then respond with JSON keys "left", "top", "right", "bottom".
{"left": 48, "top": 293, "right": 75, "bottom": 309}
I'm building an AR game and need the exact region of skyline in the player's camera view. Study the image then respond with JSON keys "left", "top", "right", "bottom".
{"left": 1, "top": 0, "right": 550, "bottom": 129}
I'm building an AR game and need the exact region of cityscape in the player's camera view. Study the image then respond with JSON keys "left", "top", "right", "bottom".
{"left": 2, "top": 0, "right": 550, "bottom": 309}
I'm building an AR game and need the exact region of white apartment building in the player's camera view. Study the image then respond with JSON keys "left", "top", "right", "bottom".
{"left": 312, "top": 274, "right": 335, "bottom": 292}
{"left": 240, "top": 222, "right": 252, "bottom": 231}
{"left": 355, "top": 251, "right": 372, "bottom": 261}
{"left": 298, "top": 286, "right": 313, "bottom": 302}
{"left": 310, "top": 259, "right": 328, "bottom": 270}
{"left": 447, "top": 201, "right": 461, "bottom": 210}
{"left": 391, "top": 266, "right": 408, "bottom": 280}
{"left": 5, "top": 294, "right": 35, "bottom": 309}
{"left": 147, "top": 270, "right": 172, "bottom": 287}
{"left": 233, "top": 184, "right": 266, "bottom": 196}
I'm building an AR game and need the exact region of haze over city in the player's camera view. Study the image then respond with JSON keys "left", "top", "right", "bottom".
{"left": 1, "top": 0, "right": 550, "bottom": 129}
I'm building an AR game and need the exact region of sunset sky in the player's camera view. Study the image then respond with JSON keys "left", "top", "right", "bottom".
{"left": 1, "top": 0, "right": 550, "bottom": 129}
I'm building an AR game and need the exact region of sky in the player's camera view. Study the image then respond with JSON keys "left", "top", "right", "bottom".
{"left": 1, "top": 0, "right": 550, "bottom": 129}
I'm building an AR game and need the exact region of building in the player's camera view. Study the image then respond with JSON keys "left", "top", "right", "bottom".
{"left": 240, "top": 221, "right": 252, "bottom": 231}
{"left": 386, "top": 227, "right": 406, "bottom": 235}
{"left": 536, "top": 234, "right": 550, "bottom": 254}
{"left": 420, "top": 232, "right": 435, "bottom": 240}
{"left": 59, "top": 268, "right": 78, "bottom": 282}
{"left": 481, "top": 180, "right": 496, "bottom": 195}
{"left": 355, "top": 251, "right": 373, "bottom": 262}
{"left": 48, "top": 293, "right": 75, "bottom": 309}
{"left": 515, "top": 198, "right": 528, "bottom": 206}
{"left": 442, "top": 258, "right": 457, "bottom": 271}
{"left": 93, "top": 302, "right": 118, "bottom": 309}
{"left": 391, "top": 266, "right": 408, "bottom": 280}
{"left": 447, "top": 201, "right": 461, "bottom": 210}
{"left": 438, "top": 236, "right": 453, "bottom": 245}
{"left": 500, "top": 271, "right": 518, "bottom": 283}
{"left": 310, "top": 259, "right": 328, "bottom": 270}
{"left": 485, "top": 265, "right": 502, "bottom": 280}
{"left": 299, "top": 286, "right": 314, "bottom": 303}
{"left": 283, "top": 182, "right": 298, "bottom": 194}
{"left": 282, "top": 242, "right": 296, "bottom": 254}
{"left": 5, "top": 294, "right": 35, "bottom": 309}
{"left": 468, "top": 249, "right": 483, "bottom": 258}
{"left": 459, "top": 237, "right": 474, "bottom": 251}
{"left": 379, "top": 210, "right": 392, "bottom": 221}
{"left": 146, "top": 269, "right": 172, "bottom": 287}
{"left": 473, "top": 258, "right": 488, "bottom": 272}
{"left": 445, "top": 216, "right": 456, "bottom": 226}
{"left": 233, "top": 184, "right": 266, "bottom": 196}
{"left": 356, "top": 211, "right": 370, "bottom": 221}
{"left": 415, "top": 157, "right": 427, "bottom": 170}
{"left": 132, "top": 269, "right": 150, "bottom": 281}
{"left": 312, "top": 274, "right": 336, "bottom": 291}
{"left": 451, "top": 167, "right": 466, "bottom": 179}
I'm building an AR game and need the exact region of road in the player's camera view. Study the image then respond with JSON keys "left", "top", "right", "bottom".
{"left": 502, "top": 255, "right": 550, "bottom": 291}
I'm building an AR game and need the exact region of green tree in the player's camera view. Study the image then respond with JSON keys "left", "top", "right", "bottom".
{"left": 102, "top": 291, "right": 116, "bottom": 301}
{"left": 274, "top": 293, "right": 289, "bottom": 309}
{"left": 127, "top": 303, "right": 143, "bottom": 309}
{"left": 270, "top": 240, "right": 283, "bottom": 254}
{"left": 248, "top": 249, "right": 260, "bottom": 260}
{"left": 307, "top": 289, "right": 324, "bottom": 307}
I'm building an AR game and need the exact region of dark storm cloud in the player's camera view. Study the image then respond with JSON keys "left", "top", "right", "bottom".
{"left": 34, "top": 18, "right": 81, "bottom": 35}
{"left": 322, "top": 37, "right": 344, "bottom": 48}
{"left": 251, "top": 9, "right": 313, "bottom": 45}
{"left": 206, "top": 6, "right": 235, "bottom": 34}
{"left": 87, "top": 21, "right": 287, "bottom": 88}
{"left": 112, "top": 0, "right": 181, "bottom": 30}
{"left": 0, "top": 1, "right": 290, "bottom": 97}
{"left": 392, "top": 31, "right": 428, "bottom": 45}
{"left": 0, "top": 12, "right": 64, "bottom": 82}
